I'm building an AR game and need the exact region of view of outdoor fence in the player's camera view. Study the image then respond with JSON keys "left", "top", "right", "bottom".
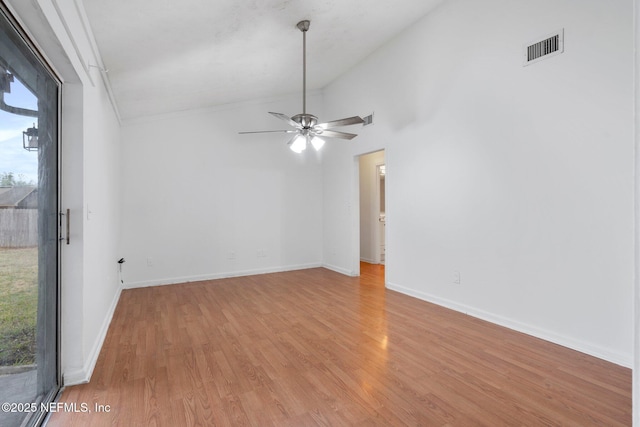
{"left": 0, "top": 209, "right": 37, "bottom": 247}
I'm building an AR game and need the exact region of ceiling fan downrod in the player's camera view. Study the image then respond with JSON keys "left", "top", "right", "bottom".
{"left": 297, "top": 20, "right": 310, "bottom": 115}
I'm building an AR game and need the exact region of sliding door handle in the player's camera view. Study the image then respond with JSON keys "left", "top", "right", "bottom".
{"left": 59, "top": 209, "right": 70, "bottom": 244}
{"left": 65, "top": 208, "right": 70, "bottom": 244}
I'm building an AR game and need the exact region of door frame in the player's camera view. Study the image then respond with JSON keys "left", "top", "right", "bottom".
{"left": 375, "top": 162, "right": 385, "bottom": 265}
{"left": 355, "top": 149, "right": 386, "bottom": 277}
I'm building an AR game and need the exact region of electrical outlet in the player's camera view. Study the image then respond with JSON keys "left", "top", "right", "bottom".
{"left": 146, "top": 257, "right": 154, "bottom": 267}
{"left": 453, "top": 271, "right": 461, "bottom": 284}
{"left": 227, "top": 251, "right": 236, "bottom": 260}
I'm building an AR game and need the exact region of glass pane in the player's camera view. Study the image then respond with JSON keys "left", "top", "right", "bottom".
{"left": 0, "top": 7, "right": 59, "bottom": 427}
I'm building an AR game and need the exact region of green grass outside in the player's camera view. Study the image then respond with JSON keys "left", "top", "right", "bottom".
{"left": 0, "top": 247, "right": 37, "bottom": 366}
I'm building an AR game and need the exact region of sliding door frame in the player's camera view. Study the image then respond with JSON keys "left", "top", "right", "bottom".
{"left": 0, "top": 2, "right": 62, "bottom": 425}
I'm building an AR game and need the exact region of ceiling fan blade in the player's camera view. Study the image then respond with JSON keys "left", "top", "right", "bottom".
{"left": 315, "top": 116, "right": 364, "bottom": 130}
{"left": 318, "top": 129, "right": 358, "bottom": 140}
{"left": 269, "top": 112, "right": 302, "bottom": 129}
{"left": 238, "top": 130, "right": 296, "bottom": 134}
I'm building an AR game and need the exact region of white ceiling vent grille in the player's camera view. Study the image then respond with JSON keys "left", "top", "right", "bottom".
{"left": 524, "top": 29, "right": 564, "bottom": 66}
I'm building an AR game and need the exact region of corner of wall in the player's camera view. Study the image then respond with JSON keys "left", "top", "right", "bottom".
{"left": 632, "top": 0, "right": 639, "bottom": 422}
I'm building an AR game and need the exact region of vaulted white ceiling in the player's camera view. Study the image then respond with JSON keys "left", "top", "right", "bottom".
{"left": 82, "top": 0, "right": 443, "bottom": 121}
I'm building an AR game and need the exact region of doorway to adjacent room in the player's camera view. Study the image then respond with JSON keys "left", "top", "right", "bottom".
{"left": 358, "top": 150, "right": 386, "bottom": 268}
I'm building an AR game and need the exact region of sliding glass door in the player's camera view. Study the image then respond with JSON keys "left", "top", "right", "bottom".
{"left": 0, "top": 4, "right": 60, "bottom": 426}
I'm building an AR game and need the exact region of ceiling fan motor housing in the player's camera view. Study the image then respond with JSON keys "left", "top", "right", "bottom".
{"left": 292, "top": 113, "right": 318, "bottom": 129}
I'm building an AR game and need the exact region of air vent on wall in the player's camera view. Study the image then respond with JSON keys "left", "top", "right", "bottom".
{"left": 524, "top": 29, "right": 564, "bottom": 66}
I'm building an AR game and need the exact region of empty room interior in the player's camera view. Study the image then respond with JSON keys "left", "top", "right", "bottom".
{"left": 0, "top": 0, "right": 639, "bottom": 425}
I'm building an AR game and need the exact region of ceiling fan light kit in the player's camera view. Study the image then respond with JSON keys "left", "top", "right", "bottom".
{"left": 239, "top": 20, "right": 366, "bottom": 153}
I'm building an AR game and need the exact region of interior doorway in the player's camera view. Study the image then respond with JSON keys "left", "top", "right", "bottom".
{"left": 358, "top": 150, "right": 386, "bottom": 268}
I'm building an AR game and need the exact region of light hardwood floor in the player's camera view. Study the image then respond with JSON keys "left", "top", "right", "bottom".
{"left": 47, "top": 263, "right": 631, "bottom": 426}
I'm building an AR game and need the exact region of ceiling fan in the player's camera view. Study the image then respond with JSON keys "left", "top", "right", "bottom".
{"left": 239, "top": 20, "right": 365, "bottom": 153}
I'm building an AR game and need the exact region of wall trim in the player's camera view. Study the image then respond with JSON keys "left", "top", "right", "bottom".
{"left": 387, "top": 281, "right": 632, "bottom": 369}
{"left": 48, "top": 0, "right": 93, "bottom": 86}
{"left": 124, "top": 263, "right": 323, "bottom": 289}
{"left": 62, "top": 283, "right": 122, "bottom": 386}
{"left": 322, "top": 263, "right": 358, "bottom": 277}
{"left": 70, "top": 0, "right": 121, "bottom": 122}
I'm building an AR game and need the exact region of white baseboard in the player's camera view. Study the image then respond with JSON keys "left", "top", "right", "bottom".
{"left": 386, "top": 281, "right": 632, "bottom": 368}
{"left": 61, "top": 368, "right": 87, "bottom": 386}
{"left": 124, "top": 263, "right": 323, "bottom": 289}
{"left": 63, "top": 283, "right": 123, "bottom": 386}
{"left": 322, "top": 263, "right": 357, "bottom": 276}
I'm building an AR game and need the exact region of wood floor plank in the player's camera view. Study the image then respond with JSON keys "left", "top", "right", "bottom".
{"left": 47, "top": 263, "right": 632, "bottom": 426}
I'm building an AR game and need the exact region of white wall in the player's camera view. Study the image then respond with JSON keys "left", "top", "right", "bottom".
{"left": 323, "top": 0, "right": 635, "bottom": 366}
{"left": 79, "top": 68, "right": 121, "bottom": 383}
{"left": 119, "top": 94, "right": 324, "bottom": 288}
{"left": 6, "top": 0, "right": 123, "bottom": 384}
